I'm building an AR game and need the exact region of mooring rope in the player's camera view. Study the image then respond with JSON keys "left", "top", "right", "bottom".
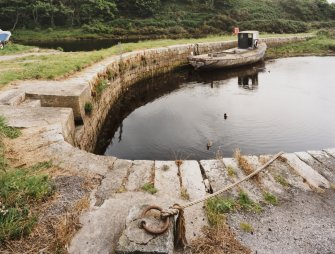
{"left": 140, "top": 151, "right": 284, "bottom": 249}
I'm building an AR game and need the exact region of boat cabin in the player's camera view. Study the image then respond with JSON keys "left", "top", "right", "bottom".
{"left": 238, "top": 31, "right": 259, "bottom": 49}
{"left": 0, "top": 29, "right": 11, "bottom": 49}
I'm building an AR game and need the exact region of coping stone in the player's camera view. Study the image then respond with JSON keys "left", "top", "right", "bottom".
{"left": 126, "top": 160, "right": 154, "bottom": 191}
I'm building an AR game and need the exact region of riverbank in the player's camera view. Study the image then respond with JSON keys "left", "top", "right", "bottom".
{"left": 2, "top": 32, "right": 334, "bottom": 87}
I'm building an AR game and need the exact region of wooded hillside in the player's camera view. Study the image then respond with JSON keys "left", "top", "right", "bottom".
{"left": 1, "top": 0, "right": 334, "bottom": 37}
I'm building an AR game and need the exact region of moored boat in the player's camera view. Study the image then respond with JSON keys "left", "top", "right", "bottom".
{"left": 188, "top": 31, "right": 267, "bottom": 70}
{"left": 0, "top": 29, "right": 12, "bottom": 49}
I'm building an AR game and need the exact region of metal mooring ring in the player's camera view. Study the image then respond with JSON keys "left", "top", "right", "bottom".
{"left": 139, "top": 205, "right": 170, "bottom": 235}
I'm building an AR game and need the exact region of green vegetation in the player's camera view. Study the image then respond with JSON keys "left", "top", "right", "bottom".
{"left": 84, "top": 102, "right": 93, "bottom": 115}
{"left": 263, "top": 192, "right": 278, "bottom": 206}
{"left": 0, "top": 116, "right": 54, "bottom": 243}
{"left": 205, "top": 191, "right": 261, "bottom": 226}
{"left": 141, "top": 183, "right": 158, "bottom": 194}
{"left": 274, "top": 175, "right": 290, "bottom": 188}
{"left": 227, "top": 165, "right": 236, "bottom": 177}
{"left": 1, "top": 0, "right": 334, "bottom": 41}
{"left": 0, "top": 43, "right": 35, "bottom": 56}
{"left": 0, "top": 116, "right": 21, "bottom": 139}
{"left": 96, "top": 79, "right": 109, "bottom": 95}
{"left": 239, "top": 222, "right": 254, "bottom": 233}
{"left": 266, "top": 34, "right": 335, "bottom": 59}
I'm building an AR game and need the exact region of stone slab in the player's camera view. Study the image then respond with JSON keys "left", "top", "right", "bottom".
{"left": 282, "top": 153, "right": 330, "bottom": 189}
{"left": 200, "top": 159, "right": 238, "bottom": 197}
{"left": 126, "top": 160, "right": 154, "bottom": 191}
{"left": 259, "top": 155, "right": 311, "bottom": 191}
{"left": 155, "top": 161, "right": 181, "bottom": 200}
{"left": 324, "top": 148, "right": 335, "bottom": 159}
{"left": 179, "top": 161, "right": 207, "bottom": 241}
{"left": 116, "top": 204, "right": 174, "bottom": 254}
{"left": 296, "top": 152, "right": 335, "bottom": 183}
{"left": 0, "top": 105, "right": 75, "bottom": 144}
{"left": 308, "top": 150, "right": 335, "bottom": 172}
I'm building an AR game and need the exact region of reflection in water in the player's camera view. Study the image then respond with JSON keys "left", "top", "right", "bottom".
{"left": 97, "top": 57, "right": 335, "bottom": 160}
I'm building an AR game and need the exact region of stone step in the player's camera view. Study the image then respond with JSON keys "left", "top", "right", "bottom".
{"left": 179, "top": 160, "right": 207, "bottom": 242}
{"left": 19, "top": 99, "right": 41, "bottom": 107}
{"left": 308, "top": 150, "right": 335, "bottom": 172}
{"left": 282, "top": 153, "right": 330, "bottom": 189}
{"left": 296, "top": 152, "right": 335, "bottom": 184}
{"left": 324, "top": 148, "right": 335, "bottom": 159}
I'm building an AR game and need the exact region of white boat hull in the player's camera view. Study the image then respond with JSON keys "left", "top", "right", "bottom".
{"left": 188, "top": 43, "right": 267, "bottom": 70}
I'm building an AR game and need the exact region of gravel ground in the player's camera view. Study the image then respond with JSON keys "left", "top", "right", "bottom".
{"left": 227, "top": 188, "right": 335, "bottom": 254}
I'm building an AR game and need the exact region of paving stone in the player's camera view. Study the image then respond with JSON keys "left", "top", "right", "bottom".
{"left": 200, "top": 159, "right": 239, "bottom": 197}
{"left": 282, "top": 153, "right": 330, "bottom": 189}
{"left": 259, "top": 155, "right": 311, "bottom": 191}
{"left": 243, "top": 156, "right": 285, "bottom": 195}
{"left": 155, "top": 161, "right": 181, "bottom": 200}
{"left": 126, "top": 160, "right": 154, "bottom": 191}
{"left": 308, "top": 150, "right": 335, "bottom": 172}
{"left": 221, "top": 158, "right": 262, "bottom": 201}
{"left": 296, "top": 152, "right": 335, "bottom": 183}
{"left": 95, "top": 159, "right": 133, "bottom": 206}
{"left": 179, "top": 161, "right": 207, "bottom": 242}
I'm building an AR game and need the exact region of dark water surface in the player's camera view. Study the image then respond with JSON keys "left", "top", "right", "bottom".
{"left": 18, "top": 38, "right": 139, "bottom": 52}
{"left": 96, "top": 57, "right": 335, "bottom": 160}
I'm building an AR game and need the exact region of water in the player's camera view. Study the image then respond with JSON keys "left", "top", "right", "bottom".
{"left": 96, "top": 57, "right": 335, "bottom": 160}
{"left": 18, "top": 38, "right": 139, "bottom": 52}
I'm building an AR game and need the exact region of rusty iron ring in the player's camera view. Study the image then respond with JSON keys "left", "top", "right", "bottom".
{"left": 138, "top": 205, "right": 170, "bottom": 235}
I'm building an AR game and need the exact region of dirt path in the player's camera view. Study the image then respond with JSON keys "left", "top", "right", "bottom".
{"left": 0, "top": 50, "right": 62, "bottom": 61}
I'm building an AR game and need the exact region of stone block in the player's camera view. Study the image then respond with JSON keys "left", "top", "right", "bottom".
{"left": 116, "top": 204, "right": 174, "bottom": 254}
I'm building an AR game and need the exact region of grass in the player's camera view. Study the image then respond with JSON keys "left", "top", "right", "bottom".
{"left": 0, "top": 42, "right": 35, "bottom": 56}
{"left": 263, "top": 192, "right": 278, "bottom": 206}
{"left": 0, "top": 116, "right": 21, "bottom": 139}
{"left": 227, "top": 165, "right": 237, "bottom": 177}
{"left": 266, "top": 35, "right": 335, "bottom": 59}
{"left": 162, "top": 165, "right": 170, "bottom": 171}
{"left": 239, "top": 222, "right": 254, "bottom": 233}
{"left": 84, "top": 102, "right": 93, "bottom": 115}
{"left": 274, "top": 175, "right": 290, "bottom": 188}
{"left": 0, "top": 162, "right": 54, "bottom": 243}
{"left": 141, "top": 183, "right": 158, "bottom": 194}
{"left": 205, "top": 191, "right": 261, "bottom": 227}
{"left": 180, "top": 187, "right": 190, "bottom": 200}
{"left": 95, "top": 79, "right": 109, "bottom": 95}
{"left": 0, "top": 32, "right": 315, "bottom": 86}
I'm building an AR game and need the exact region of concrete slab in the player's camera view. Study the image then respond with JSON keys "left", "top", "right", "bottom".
{"left": 282, "top": 153, "right": 330, "bottom": 189}
{"left": 155, "top": 161, "right": 181, "bottom": 200}
{"left": 296, "top": 152, "right": 335, "bottom": 183}
{"left": 126, "top": 160, "right": 154, "bottom": 191}
{"left": 308, "top": 150, "right": 335, "bottom": 172}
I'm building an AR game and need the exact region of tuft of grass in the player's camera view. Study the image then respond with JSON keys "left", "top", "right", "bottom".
{"left": 175, "top": 160, "right": 183, "bottom": 167}
{"left": 84, "top": 102, "right": 93, "bottom": 115}
{"left": 239, "top": 222, "right": 254, "bottom": 233}
{"left": 274, "top": 175, "right": 290, "bottom": 188}
{"left": 0, "top": 164, "right": 54, "bottom": 243}
{"left": 237, "top": 191, "right": 262, "bottom": 213}
{"left": 0, "top": 116, "right": 21, "bottom": 139}
{"left": 227, "top": 165, "right": 236, "bottom": 177}
{"left": 141, "top": 183, "right": 158, "bottom": 195}
{"left": 96, "top": 79, "right": 108, "bottom": 95}
{"left": 205, "top": 197, "right": 235, "bottom": 226}
{"left": 263, "top": 192, "right": 278, "bottom": 206}
{"left": 0, "top": 43, "right": 35, "bottom": 56}
{"left": 180, "top": 187, "right": 190, "bottom": 200}
{"left": 162, "top": 165, "right": 170, "bottom": 171}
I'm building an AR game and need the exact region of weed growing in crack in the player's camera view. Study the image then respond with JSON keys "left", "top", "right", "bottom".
{"left": 239, "top": 222, "right": 254, "bottom": 233}
{"left": 84, "top": 102, "right": 93, "bottom": 115}
{"left": 275, "top": 175, "right": 290, "bottom": 188}
{"left": 263, "top": 192, "right": 278, "bottom": 206}
{"left": 141, "top": 183, "right": 158, "bottom": 195}
{"left": 181, "top": 187, "right": 190, "bottom": 200}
